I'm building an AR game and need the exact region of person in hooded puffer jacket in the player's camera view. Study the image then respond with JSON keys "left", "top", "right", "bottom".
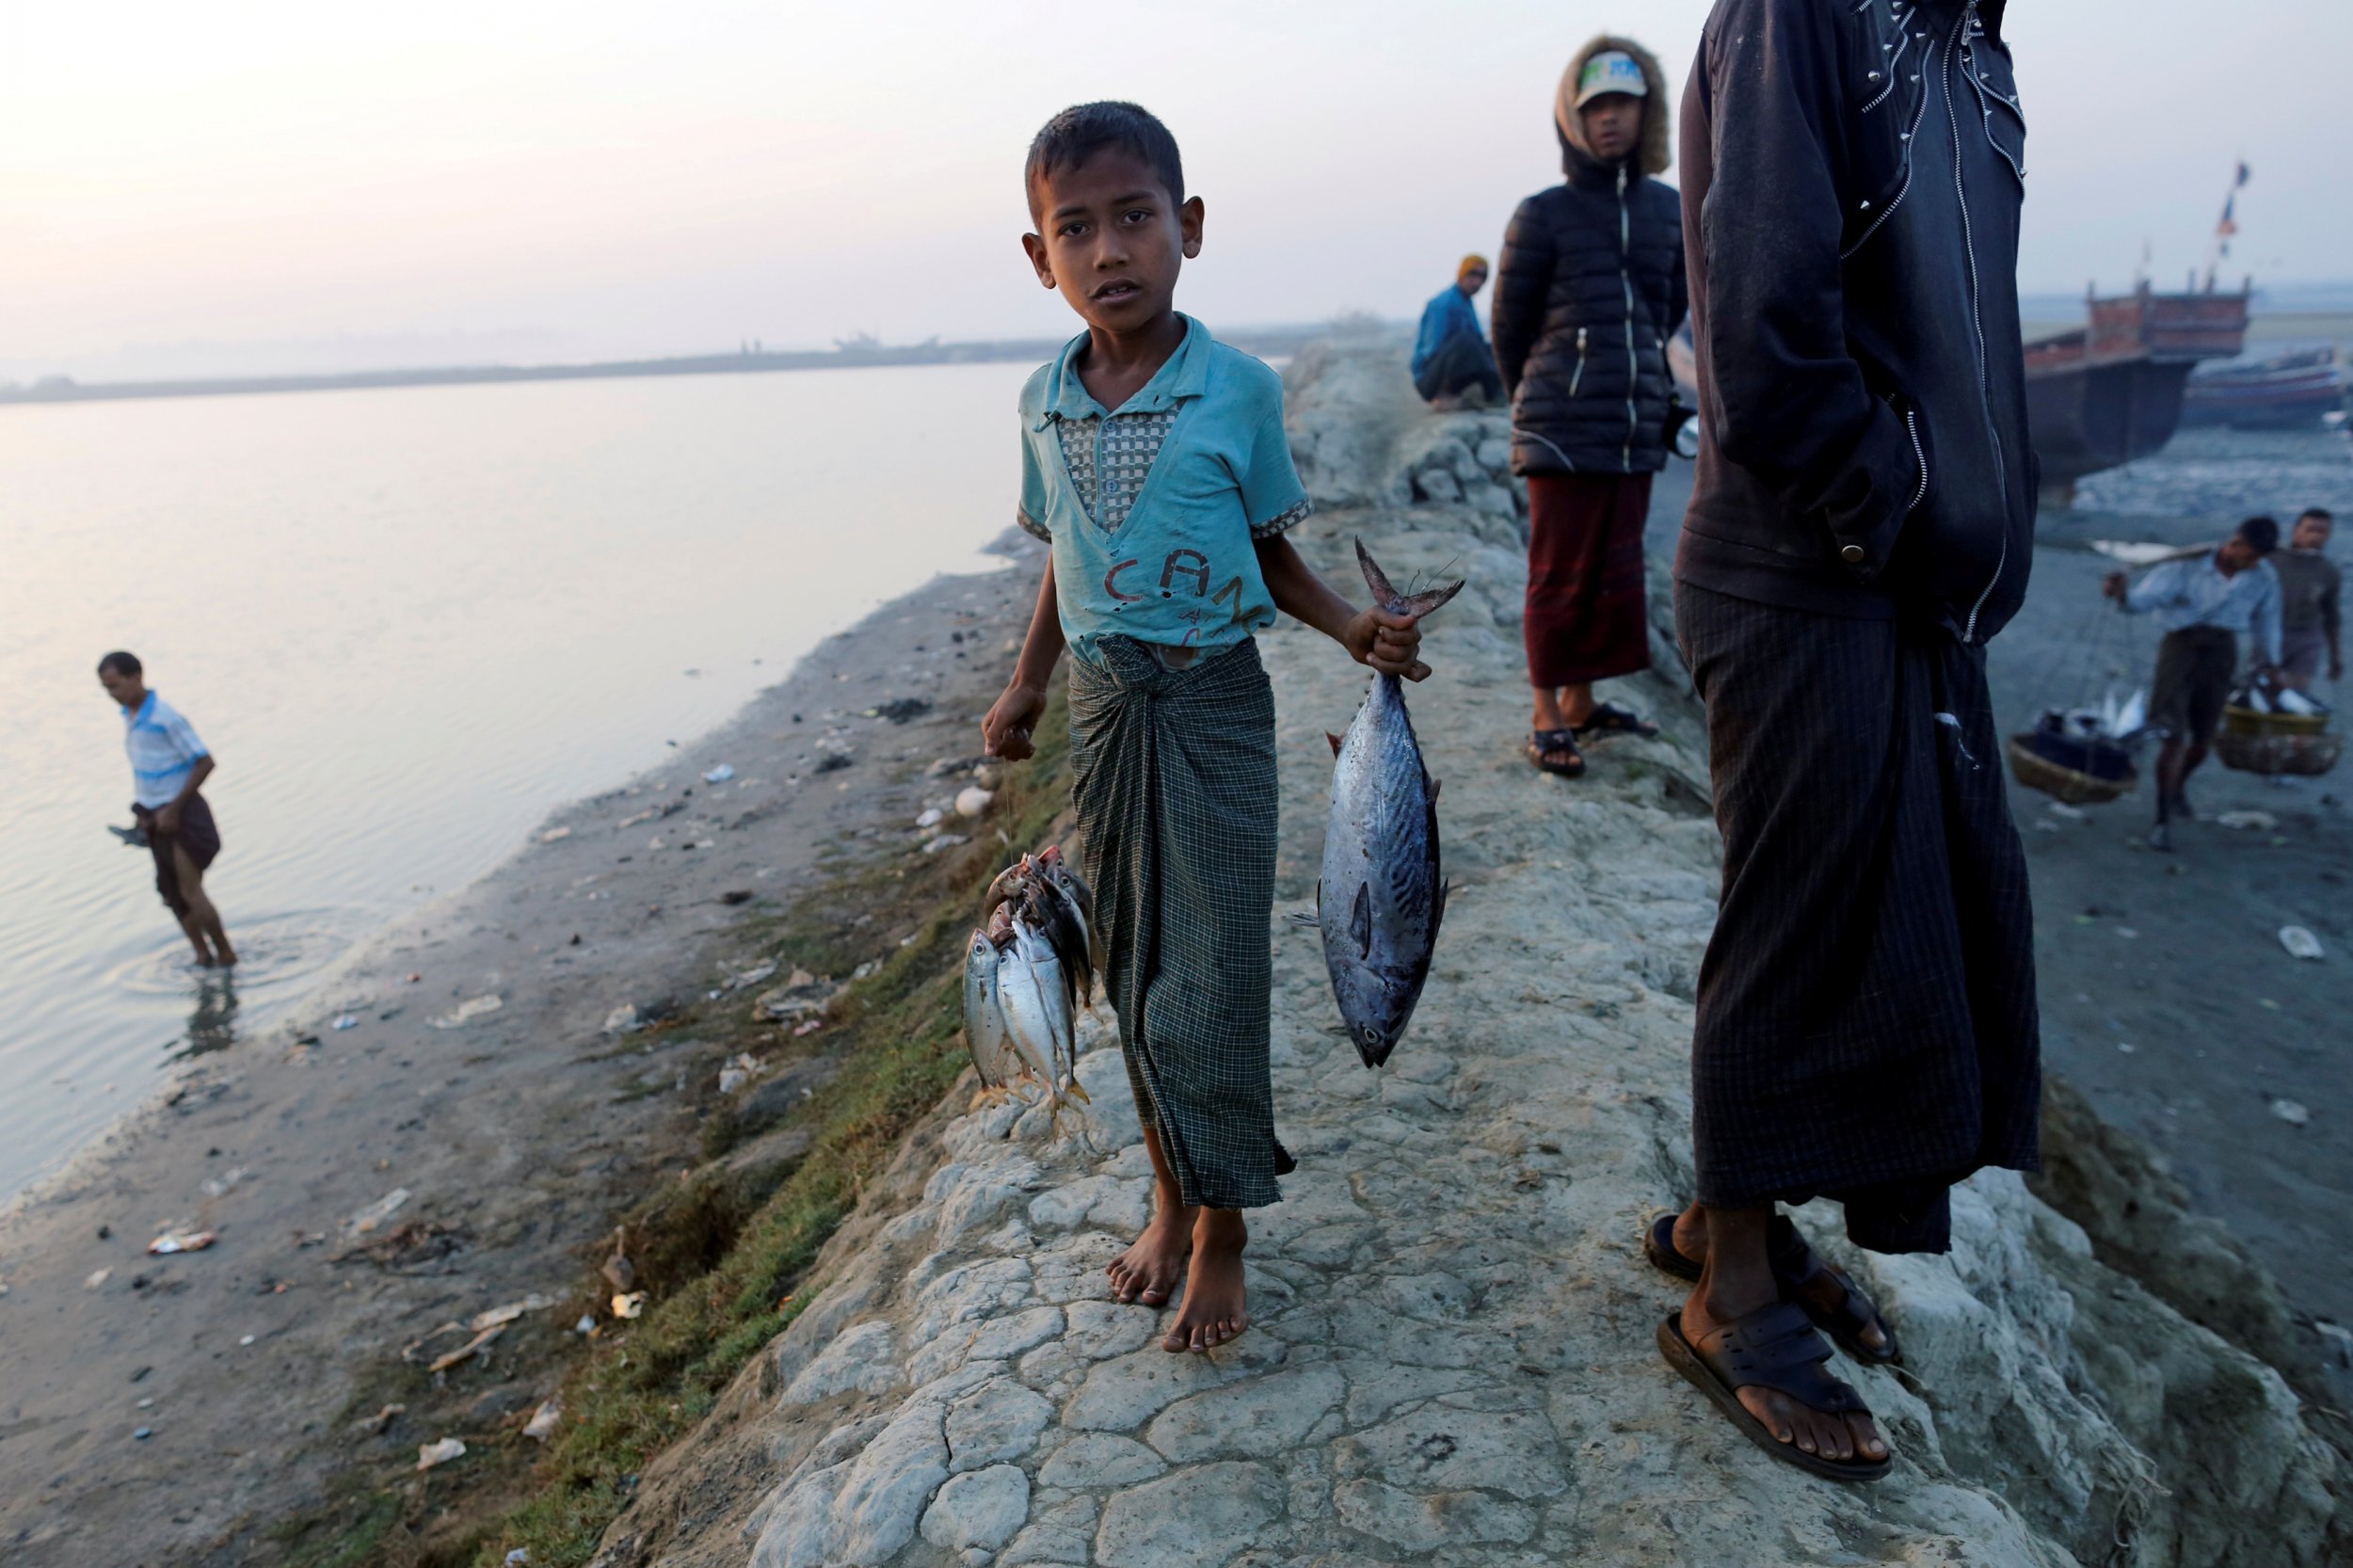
{"left": 1492, "top": 35, "right": 1686, "bottom": 780}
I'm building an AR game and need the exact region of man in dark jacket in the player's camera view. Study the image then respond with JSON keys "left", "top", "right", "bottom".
{"left": 1655, "top": 0, "right": 2041, "bottom": 1481}
{"left": 1493, "top": 35, "right": 1686, "bottom": 781}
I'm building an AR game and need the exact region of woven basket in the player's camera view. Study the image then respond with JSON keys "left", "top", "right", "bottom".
{"left": 2215, "top": 729, "right": 2343, "bottom": 777}
{"left": 2222, "top": 704, "right": 2329, "bottom": 738}
{"left": 2006, "top": 736, "right": 2137, "bottom": 804}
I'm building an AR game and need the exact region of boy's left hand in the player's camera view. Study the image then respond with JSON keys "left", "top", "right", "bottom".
{"left": 1344, "top": 608, "right": 1430, "bottom": 681}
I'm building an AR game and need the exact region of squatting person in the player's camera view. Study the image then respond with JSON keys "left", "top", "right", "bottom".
{"left": 1658, "top": 0, "right": 2041, "bottom": 1478}
{"left": 97, "top": 650, "right": 237, "bottom": 968}
{"left": 2104, "top": 514, "right": 2283, "bottom": 850}
{"left": 1409, "top": 255, "right": 1503, "bottom": 409}
{"left": 2273, "top": 507, "right": 2341, "bottom": 694}
{"left": 1492, "top": 34, "right": 1686, "bottom": 780}
{"left": 981, "top": 103, "right": 1433, "bottom": 1353}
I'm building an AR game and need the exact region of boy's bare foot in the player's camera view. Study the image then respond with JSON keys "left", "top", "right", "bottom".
{"left": 1107, "top": 1201, "right": 1193, "bottom": 1306}
{"left": 1163, "top": 1208, "right": 1248, "bottom": 1352}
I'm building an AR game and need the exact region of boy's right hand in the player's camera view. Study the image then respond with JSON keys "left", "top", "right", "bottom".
{"left": 984, "top": 681, "right": 1048, "bottom": 761}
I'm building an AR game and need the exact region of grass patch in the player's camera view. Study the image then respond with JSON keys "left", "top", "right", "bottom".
{"left": 475, "top": 683, "right": 1074, "bottom": 1568}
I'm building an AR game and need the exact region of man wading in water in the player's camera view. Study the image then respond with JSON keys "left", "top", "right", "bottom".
{"left": 98, "top": 651, "right": 237, "bottom": 968}
{"left": 1655, "top": 0, "right": 2040, "bottom": 1480}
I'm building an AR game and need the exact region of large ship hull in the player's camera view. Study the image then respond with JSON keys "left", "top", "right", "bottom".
{"left": 2024, "top": 284, "right": 2249, "bottom": 501}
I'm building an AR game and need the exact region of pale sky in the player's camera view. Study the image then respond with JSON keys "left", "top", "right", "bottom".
{"left": 3, "top": 0, "right": 2348, "bottom": 380}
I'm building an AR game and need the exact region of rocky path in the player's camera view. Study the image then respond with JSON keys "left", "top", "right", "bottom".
{"left": 599, "top": 343, "right": 2343, "bottom": 1568}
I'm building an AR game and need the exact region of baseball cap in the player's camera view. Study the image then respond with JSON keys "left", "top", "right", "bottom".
{"left": 1575, "top": 50, "right": 1648, "bottom": 107}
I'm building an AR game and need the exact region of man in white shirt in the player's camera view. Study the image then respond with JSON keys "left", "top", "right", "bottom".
{"left": 2103, "top": 515, "right": 2283, "bottom": 850}
{"left": 96, "top": 650, "right": 237, "bottom": 967}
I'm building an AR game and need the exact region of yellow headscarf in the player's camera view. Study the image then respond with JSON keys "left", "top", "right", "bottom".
{"left": 1458, "top": 253, "right": 1490, "bottom": 280}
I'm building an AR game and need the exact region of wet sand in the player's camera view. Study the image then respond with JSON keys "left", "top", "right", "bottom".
{"left": 0, "top": 536, "right": 1046, "bottom": 1561}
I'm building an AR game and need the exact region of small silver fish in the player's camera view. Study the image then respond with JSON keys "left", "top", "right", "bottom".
{"left": 962, "top": 927, "right": 1024, "bottom": 1092}
{"left": 1314, "top": 541, "right": 1461, "bottom": 1068}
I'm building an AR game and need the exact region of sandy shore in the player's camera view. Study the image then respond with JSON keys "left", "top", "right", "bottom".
{"left": 0, "top": 535, "right": 1046, "bottom": 1561}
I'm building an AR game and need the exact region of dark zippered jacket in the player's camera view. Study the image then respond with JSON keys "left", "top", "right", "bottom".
{"left": 1494, "top": 36, "right": 1687, "bottom": 478}
{"left": 1676, "top": 0, "right": 2035, "bottom": 643}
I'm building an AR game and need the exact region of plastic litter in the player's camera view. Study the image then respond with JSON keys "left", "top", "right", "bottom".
{"left": 416, "top": 1437, "right": 467, "bottom": 1471}
{"left": 2271, "top": 1098, "right": 2311, "bottom": 1127}
{"left": 954, "top": 787, "right": 994, "bottom": 819}
{"left": 428, "top": 995, "right": 503, "bottom": 1029}
{"left": 611, "top": 1291, "right": 648, "bottom": 1320}
{"left": 539, "top": 826, "right": 572, "bottom": 843}
{"left": 2216, "top": 810, "right": 2279, "bottom": 831}
{"left": 600, "top": 1228, "right": 635, "bottom": 1292}
{"left": 522, "top": 1398, "right": 563, "bottom": 1442}
{"left": 923, "top": 833, "right": 970, "bottom": 855}
{"left": 427, "top": 1322, "right": 505, "bottom": 1372}
{"left": 507, "top": 1551, "right": 532, "bottom": 1566}
{"left": 703, "top": 763, "right": 736, "bottom": 785}
{"left": 331, "top": 1014, "right": 360, "bottom": 1031}
{"left": 916, "top": 808, "right": 945, "bottom": 829}
{"left": 134, "top": 1427, "right": 153, "bottom": 1440}
{"left": 2280, "top": 926, "right": 2325, "bottom": 961}
{"left": 344, "top": 1188, "right": 411, "bottom": 1235}
{"left": 573, "top": 1315, "right": 597, "bottom": 1336}
{"left": 146, "top": 1230, "right": 216, "bottom": 1256}
{"left": 85, "top": 1269, "right": 110, "bottom": 1290}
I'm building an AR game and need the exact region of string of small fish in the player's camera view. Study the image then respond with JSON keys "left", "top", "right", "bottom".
{"left": 961, "top": 543, "right": 1465, "bottom": 1124}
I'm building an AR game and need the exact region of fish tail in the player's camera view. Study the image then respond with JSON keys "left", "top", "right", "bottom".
{"left": 1354, "top": 538, "right": 1465, "bottom": 619}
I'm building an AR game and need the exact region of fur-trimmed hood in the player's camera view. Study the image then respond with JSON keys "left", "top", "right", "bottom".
{"left": 1555, "top": 33, "right": 1671, "bottom": 179}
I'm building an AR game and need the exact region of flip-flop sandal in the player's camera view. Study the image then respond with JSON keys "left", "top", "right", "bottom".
{"left": 1765, "top": 1215, "right": 1904, "bottom": 1367}
{"left": 1573, "top": 702, "right": 1659, "bottom": 739}
{"left": 1526, "top": 728, "right": 1585, "bottom": 778}
{"left": 1643, "top": 1212, "right": 1904, "bottom": 1367}
{"left": 1657, "top": 1302, "right": 1891, "bottom": 1483}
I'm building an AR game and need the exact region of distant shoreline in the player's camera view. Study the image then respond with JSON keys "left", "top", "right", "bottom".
{"left": 0, "top": 324, "right": 1338, "bottom": 409}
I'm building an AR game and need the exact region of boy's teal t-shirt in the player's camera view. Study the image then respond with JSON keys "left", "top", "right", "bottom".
{"left": 1016, "top": 316, "right": 1309, "bottom": 662}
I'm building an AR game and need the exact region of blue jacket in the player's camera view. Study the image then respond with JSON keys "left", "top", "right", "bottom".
{"left": 1411, "top": 284, "right": 1484, "bottom": 378}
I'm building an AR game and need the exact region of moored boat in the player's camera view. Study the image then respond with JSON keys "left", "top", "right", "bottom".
{"left": 2181, "top": 344, "right": 2345, "bottom": 430}
{"left": 2024, "top": 281, "right": 2249, "bottom": 502}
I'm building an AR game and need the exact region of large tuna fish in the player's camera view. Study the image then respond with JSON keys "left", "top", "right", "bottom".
{"left": 1316, "top": 541, "right": 1462, "bottom": 1068}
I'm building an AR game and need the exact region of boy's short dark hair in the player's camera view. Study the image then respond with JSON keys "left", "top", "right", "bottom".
{"left": 2297, "top": 506, "right": 2333, "bottom": 524}
{"left": 1025, "top": 102, "right": 1183, "bottom": 219}
{"left": 98, "top": 650, "right": 142, "bottom": 679}
{"left": 2236, "top": 515, "right": 2281, "bottom": 554}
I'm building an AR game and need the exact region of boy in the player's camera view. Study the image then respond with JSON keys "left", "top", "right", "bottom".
{"left": 97, "top": 651, "right": 237, "bottom": 967}
{"left": 2273, "top": 507, "right": 2341, "bottom": 693}
{"left": 982, "top": 102, "right": 1431, "bottom": 1353}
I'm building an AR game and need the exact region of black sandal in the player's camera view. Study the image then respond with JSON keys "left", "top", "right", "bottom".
{"left": 1657, "top": 1302, "right": 1891, "bottom": 1483}
{"left": 1525, "top": 728, "right": 1585, "bottom": 778}
{"left": 1573, "top": 701, "right": 1658, "bottom": 739}
{"left": 1644, "top": 1211, "right": 1903, "bottom": 1367}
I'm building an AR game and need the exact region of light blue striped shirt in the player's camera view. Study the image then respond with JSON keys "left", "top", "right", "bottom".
{"left": 121, "top": 692, "right": 209, "bottom": 808}
{"left": 2124, "top": 552, "right": 2283, "bottom": 666}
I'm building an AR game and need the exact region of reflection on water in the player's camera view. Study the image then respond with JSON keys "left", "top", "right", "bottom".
{"left": 0, "top": 360, "right": 1029, "bottom": 1196}
{"left": 180, "top": 974, "right": 240, "bottom": 1060}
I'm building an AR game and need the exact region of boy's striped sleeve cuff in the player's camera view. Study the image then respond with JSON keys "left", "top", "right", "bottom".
{"left": 1016, "top": 506, "right": 1052, "bottom": 542}
{"left": 1249, "top": 497, "right": 1312, "bottom": 540}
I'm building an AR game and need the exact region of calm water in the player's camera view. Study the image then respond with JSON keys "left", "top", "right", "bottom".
{"left": 0, "top": 363, "right": 1029, "bottom": 1196}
